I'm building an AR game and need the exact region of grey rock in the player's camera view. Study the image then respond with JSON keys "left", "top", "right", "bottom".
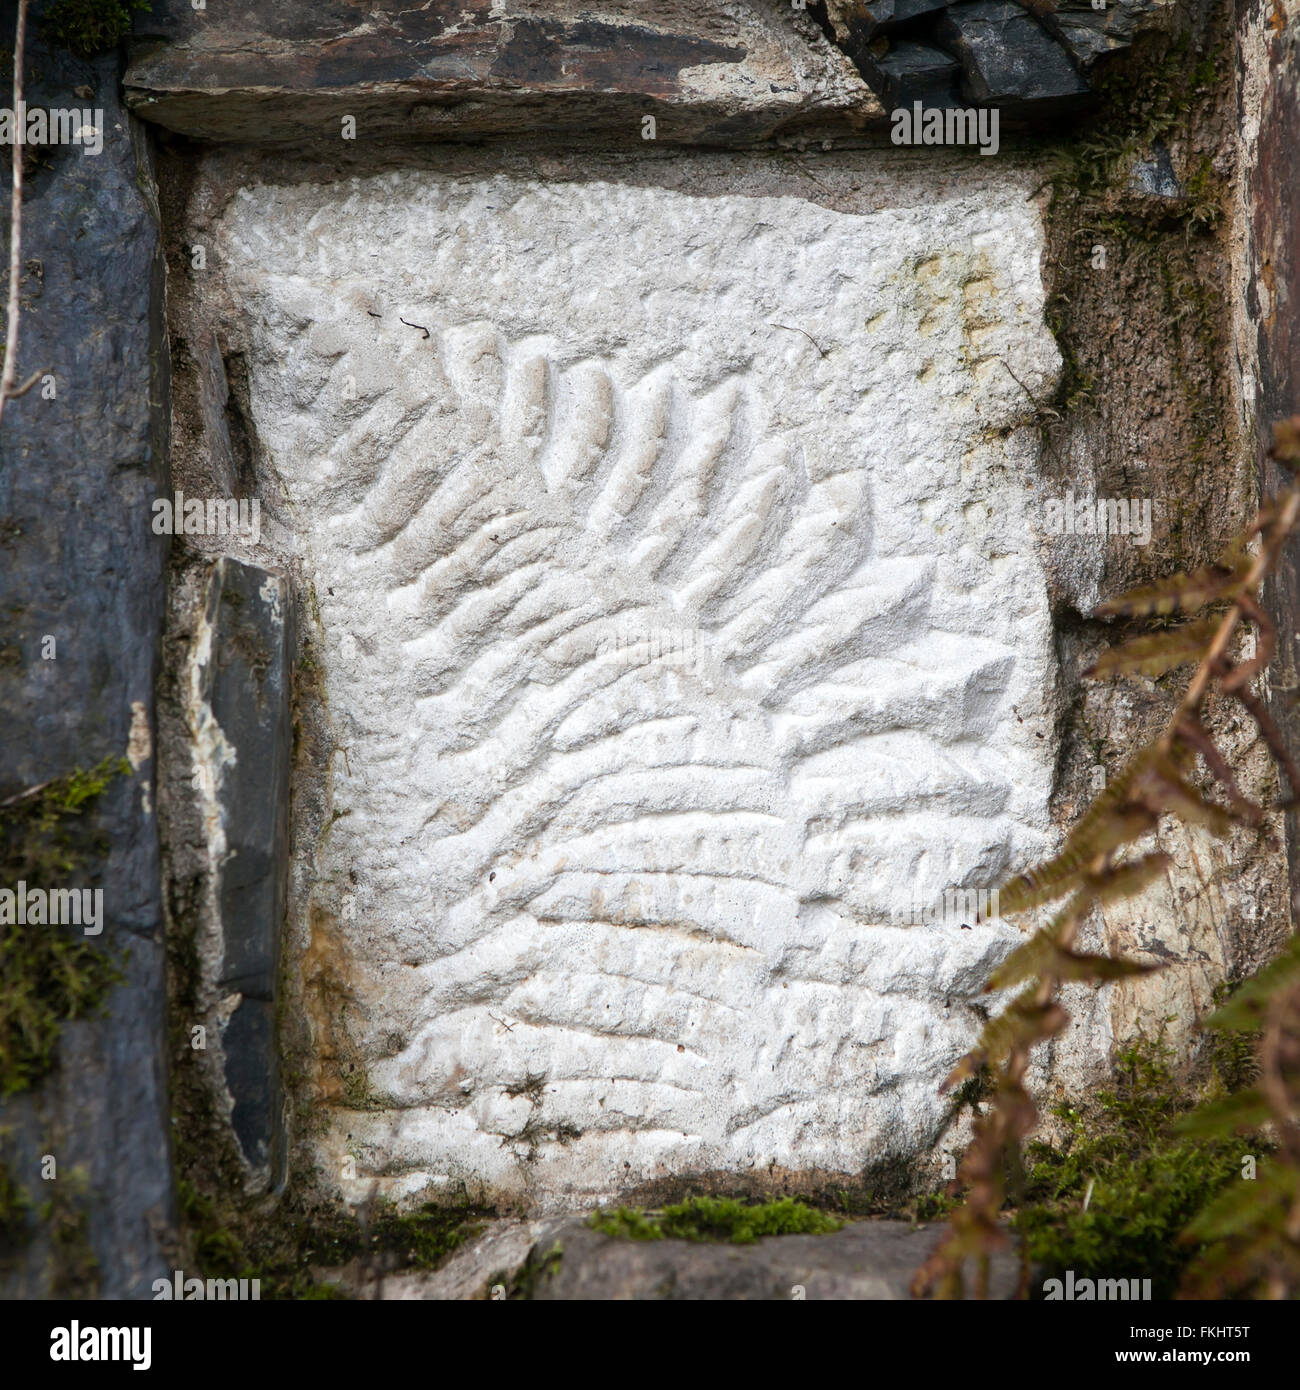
{"left": 124, "top": 0, "right": 881, "bottom": 146}
{"left": 0, "top": 22, "right": 174, "bottom": 1297}
{"left": 196, "top": 558, "right": 295, "bottom": 1184}
{"left": 934, "top": 2, "right": 1091, "bottom": 110}
{"left": 860, "top": 40, "right": 962, "bottom": 109}
{"left": 1042, "top": 0, "right": 1174, "bottom": 70}
{"left": 824, "top": 0, "right": 953, "bottom": 45}
{"left": 522, "top": 1218, "right": 1021, "bottom": 1300}
{"left": 1128, "top": 142, "right": 1184, "bottom": 199}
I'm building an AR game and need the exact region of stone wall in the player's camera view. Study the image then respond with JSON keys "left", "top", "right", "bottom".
{"left": 2, "top": 0, "right": 1297, "bottom": 1289}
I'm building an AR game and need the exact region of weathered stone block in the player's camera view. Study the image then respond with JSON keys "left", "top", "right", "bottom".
{"left": 859, "top": 39, "right": 962, "bottom": 108}
{"left": 192, "top": 153, "right": 1066, "bottom": 1209}
{"left": 524, "top": 1218, "right": 1020, "bottom": 1299}
{"left": 124, "top": 0, "right": 881, "bottom": 145}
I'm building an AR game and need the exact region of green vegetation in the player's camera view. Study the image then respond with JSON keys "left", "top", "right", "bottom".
{"left": 42, "top": 1171, "right": 98, "bottom": 1298}
{"left": 589, "top": 1195, "right": 842, "bottom": 1244}
{"left": 1014, "top": 1035, "right": 1250, "bottom": 1298}
{"left": 39, "top": 0, "right": 151, "bottom": 58}
{"left": 179, "top": 1179, "right": 493, "bottom": 1299}
{"left": 0, "top": 757, "right": 128, "bottom": 1097}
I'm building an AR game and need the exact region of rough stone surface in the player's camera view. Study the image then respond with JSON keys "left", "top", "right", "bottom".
{"left": 1042, "top": 0, "right": 1177, "bottom": 71}
{"left": 825, "top": 0, "right": 1178, "bottom": 113}
{"left": 188, "top": 151, "right": 1070, "bottom": 1209}
{"left": 1237, "top": 0, "right": 1300, "bottom": 919}
{"left": 0, "top": 35, "right": 174, "bottom": 1295}
{"left": 860, "top": 40, "right": 962, "bottom": 109}
{"left": 124, "top": 0, "right": 881, "bottom": 145}
{"left": 524, "top": 1217, "right": 1019, "bottom": 1299}
{"left": 191, "top": 558, "right": 295, "bottom": 1184}
{"left": 934, "top": 2, "right": 1090, "bottom": 110}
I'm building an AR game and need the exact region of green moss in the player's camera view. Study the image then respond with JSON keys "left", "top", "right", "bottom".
{"left": 0, "top": 757, "right": 128, "bottom": 1097}
{"left": 589, "top": 1195, "right": 842, "bottom": 1244}
{"left": 1013, "top": 1035, "right": 1251, "bottom": 1298}
{"left": 41, "top": 1171, "right": 98, "bottom": 1298}
{"left": 495, "top": 1240, "right": 563, "bottom": 1299}
{"left": 39, "top": 0, "right": 151, "bottom": 58}
{"left": 0, "top": 1156, "right": 31, "bottom": 1257}
{"left": 178, "top": 1179, "right": 492, "bottom": 1299}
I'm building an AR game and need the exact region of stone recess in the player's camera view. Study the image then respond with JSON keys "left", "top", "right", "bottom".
{"left": 124, "top": 0, "right": 881, "bottom": 145}
{"left": 0, "top": 40, "right": 174, "bottom": 1295}
{"left": 198, "top": 158, "right": 1065, "bottom": 1207}
{"left": 189, "top": 558, "right": 296, "bottom": 1185}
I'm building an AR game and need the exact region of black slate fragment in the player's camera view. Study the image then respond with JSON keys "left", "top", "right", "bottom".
{"left": 196, "top": 558, "right": 295, "bottom": 1185}
{"left": 934, "top": 1, "right": 1090, "bottom": 110}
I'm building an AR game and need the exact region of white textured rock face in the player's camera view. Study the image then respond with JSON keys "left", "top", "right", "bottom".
{"left": 215, "top": 164, "right": 1063, "bottom": 1207}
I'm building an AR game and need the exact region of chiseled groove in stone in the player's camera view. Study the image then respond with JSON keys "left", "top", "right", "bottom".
{"left": 213, "top": 167, "right": 1062, "bottom": 1207}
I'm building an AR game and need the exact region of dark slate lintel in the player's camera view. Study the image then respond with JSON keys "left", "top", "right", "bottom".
{"left": 197, "top": 558, "right": 294, "bottom": 1185}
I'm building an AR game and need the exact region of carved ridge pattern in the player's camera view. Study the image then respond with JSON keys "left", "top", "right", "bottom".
{"left": 216, "top": 173, "right": 1061, "bottom": 1200}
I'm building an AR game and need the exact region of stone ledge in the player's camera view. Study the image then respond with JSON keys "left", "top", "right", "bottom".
{"left": 522, "top": 1217, "right": 1021, "bottom": 1299}
{"left": 124, "top": 0, "right": 883, "bottom": 146}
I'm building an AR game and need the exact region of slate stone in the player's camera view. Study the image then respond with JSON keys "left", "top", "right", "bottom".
{"left": 860, "top": 40, "right": 962, "bottom": 110}
{"left": 195, "top": 558, "right": 295, "bottom": 1184}
{"left": 1041, "top": 0, "right": 1171, "bottom": 71}
{"left": 825, "top": 0, "right": 953, "bottom": 45}
{"left": 1129, "top": 142, "right": 1184, "bottom": 200}
{"left": 934, "top": 2, "right": 1090, "bottom": 110}
{"left": 521, "top": 1218, "right": 1022, "bottom": 1300}
{"left": 123, "top": 0, "right": 881, "bottom": 146}
{"left": 0, "top": 16, "right": 174, "bottom": 1296}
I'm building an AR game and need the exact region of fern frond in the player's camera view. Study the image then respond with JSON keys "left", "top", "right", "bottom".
{"left": 1205, "top": 939, "right": 1300, "bottom": 1032}
{"left": 1084, "top": 619, "right": 1218, "bottom": 680}
{"left": 1092, "top": 563, "right": 1247, "bottom": 619}
{"left": 943, "top": 992, "right": 1068, "bottom": 1091}
{"left": 1172, "top": 719, "right": 1264, "bottom": 824}
{"left": 1172, "top": 1088, "right": 1273, "bottom": 1138}
{"left": 1134, "top": 752, "right": 1234, "bottom": 836}
{"left": 1181, "top": 1162, "right": 1300, "bottom": 1243}
{"left": 1271, "top": 414, "right": 1300, "bottom": 466}
{"left": 999, "top": 752, "right": 1162, "bottom": 914}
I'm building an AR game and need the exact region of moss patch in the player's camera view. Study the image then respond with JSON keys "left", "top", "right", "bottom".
{"left": 0, "top": 758, "right": 128, "bottom": 1097}
{"left": 39, "top": 0, "right": 151, "bottom": 58}
{"left": 1013, "top": 1036, "right": 1254, "bottom": 1299}
{"left": 178, "top": 1179, "right": 493, "bottom": 1299}
{"left": 589, "top": 1195, "right": 842, "bottom": 1244}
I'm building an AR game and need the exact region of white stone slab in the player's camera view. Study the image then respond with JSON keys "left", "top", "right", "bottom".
{"left": 215, "top": 164, "right": 1063, "bottom": 1207}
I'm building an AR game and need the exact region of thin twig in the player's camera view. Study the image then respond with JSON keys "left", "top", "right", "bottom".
{"left": 0, "top": 0, "right": 29, "bottom": 429}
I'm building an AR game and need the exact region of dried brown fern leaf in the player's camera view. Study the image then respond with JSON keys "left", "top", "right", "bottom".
{"left": 1084, "top": 619, "right": 1219, "bottom": 681}
{"left": 1172, "top": 718, "right": 1265, "bottom": 824}
{"left": 998, "top": 753, "right": 1162, "bottom": 915}
{"left": 1092, "top": 562, "right": 1247, "bottom": 620}
{"left": 1271, "top": 415, "right": 1300, "bottom": 466}
{"left": 1234, "top": 686, "right": 1300, "bottom": 804}
{"left": 942, "top": 991, "right": 1069, "bottom": 1091}
{"left": 916, "top": 428, "right": 1300, "bottom": 1302}
{"left": 1131, "top": 750, "right": 1235, "bottom": 836}
{"left": 1219, "top": 595, "right": 1276, "bottom": 693}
